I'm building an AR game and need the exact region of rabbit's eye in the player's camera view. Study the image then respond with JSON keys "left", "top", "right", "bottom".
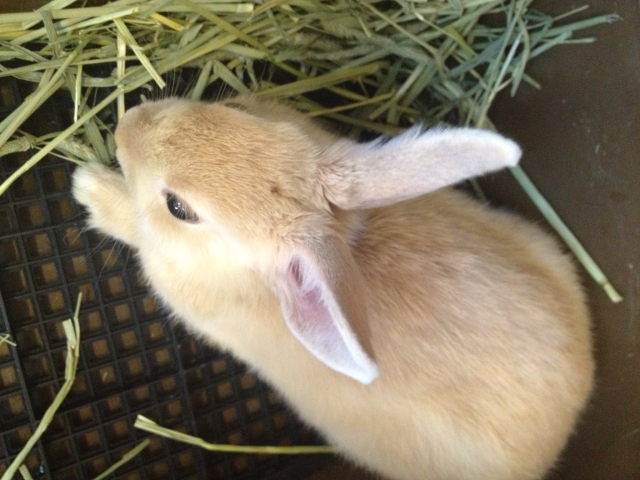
{"left": 166, "top": 193, "right": 199, "bottom": 223}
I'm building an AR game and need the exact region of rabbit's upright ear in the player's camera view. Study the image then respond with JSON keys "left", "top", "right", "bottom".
{"left": 321, "top": 127, "right": 521, "bottom": 210}
{"left": 276, "top": 235, "right": 379, "bottom": 384}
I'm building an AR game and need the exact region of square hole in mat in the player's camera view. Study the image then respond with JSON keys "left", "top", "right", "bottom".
{"left": 0, "top": 239, "right": 21, "bottom": 266}
{"left": 31, "top": 261, "right": 61, "bottom": 288}
{"left": 44, "top": 438, "right": 75, "bottom": 470}
{"left": 100, "top": 275, "right": 126, "bottom": 300}
{"left": 0, "top": 208, "right": 15, "bottom": 235}
{"left": 104, "top": 419, "right": 132, "bottom": 447}
{"left": 81, "top": 455, "right": 109, "bottom": 479}
{"left": 211, "top": 357, "right": 231, "bottom": 378}
{"left": 214, "top": 380, "right": 236, "bottom": 405}
{"left": 56, "top": 225, "right": 84, "bottom": 252}
{"left": 23, "top": 232, "right": 53, "bottom": 259}
{"left": 38, "top": 289, "right": 68, "bottom": 316}
{"left": 0, "top": 268, "right": 28, "bottom": 296}
{"left": 137, "top": 295, "right": 160, "bottom": 319}
{"left": 121, "top": 356, "right": 145, "bottom": 386}
{"left": 0, "top": 393, "right": 28, "bottom": 426}
{"left": 10, "top": 172, "right": 38, "bottom": 199}
{"left": 6, "top": 295, "right": 36, "bottom": 327}
{"left": 85, "top": 338, "right": 113, "bottom": 365}
{"left": 5, "top": 425, "right": 33, "bottom": 455}
{"left": 79, "top": 309, "right": 105, "bottom": 337}
{"left": 148, "top": 348, "right": 174, "bottom": 377}
{"left": 239, "top": 373, "right": 258, "bottom": 395}
{"left": 0, "top": 364, "right": 18, "bottom": 390}
{"left": 22, "top": 354, "right": 54, "bottom": 384}
{"left": 16, "top": 203, "right": 46, "bottom": 229}
{"left": 155, "top": 375, "right": 178, "bottom": 399}
{"left": 98, "top": 394, "right": 125, "bottom": 421}
{"left": 92, "top": 365, "right": 119, "bottom": 392}
{"left": 116, "top": 329, "right": 139, "bottom": 355}
{"left": 144, "top": 321, "right": 168, "bottom": 346}
{"left": 69, "top": 282, "right": 97, "bottom": 307}
{"left": 14, "top": 325, "right": 45, "bottom": 355}
{"left": 244, "top": 396, "right": 263, "bottom": 419}
{"left": 127, "top": 385, "right": 152, "bottom": 410}
{"left": 190, "top": 388, "right": 210, "bottom": 414}
{"left": 231, "top": 455, "right": 251, "bottom": 475}
{"left": 0, "top": 340, "right": 12, "bottom": 362}
{"left": 74, "top": 428, "right": 104, "bottom": 459}
{"left": 62, "top": 254, "right": 90, "bottom": 280}
{"left": 106, "top": 302, "right": 133, "bottom": 329}
{"left": 41, "top": 167, "right": 69, "bottom": 194}
{"left": 220, "top": 405, "right": 240, "bottom": 428}
{"left": 68, "top": 405, "right": 97, "bottom": 432}
{"left": 94, "top": 247, "right": 122, "bottom": 272}
{"left": 141, "top": 436, "right": 165, "bottom": 462}
{"left": 48, "top": 198, "right": 77, "bottom": 224}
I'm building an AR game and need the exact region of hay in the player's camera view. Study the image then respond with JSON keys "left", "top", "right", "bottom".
{"left": 134, "top": 415, "right": 335, "bottom": 454}
{"left": 0, "top": 2, "right": 621, "bottom": 299}
{"left": 0, "top": 333, "right": 17, "bottom": 347}
{"left": 92, "top": 439, "right": 151, "bottom": 480}
{"left": 1, "top": 294, "right": 82, "bottom": 480}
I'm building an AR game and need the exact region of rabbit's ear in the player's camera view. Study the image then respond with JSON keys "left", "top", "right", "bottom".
{"left": 277, "top": 235, "right": 379, "bottom": 384}
{"left": 321, "top": 126, "right": 521, "bottom": 210}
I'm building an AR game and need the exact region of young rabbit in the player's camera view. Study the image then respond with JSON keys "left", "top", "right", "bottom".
{"left": 72, "top": 97, "right": 594, "bottom": 480}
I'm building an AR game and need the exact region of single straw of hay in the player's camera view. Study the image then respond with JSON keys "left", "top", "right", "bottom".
{"left": 0, "top": 334, "right": 17, "bottom": 347}
{"left": 0, "top": 0, "right": 622, "bottom": 313}
{"left": 134, "top": 415, "right": 335, "bottom": 454}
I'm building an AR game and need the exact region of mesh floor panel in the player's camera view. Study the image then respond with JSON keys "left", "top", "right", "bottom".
{"left": 0, "top": 78, "right": 329, "bottom": 480}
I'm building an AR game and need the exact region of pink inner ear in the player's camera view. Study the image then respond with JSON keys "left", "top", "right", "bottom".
{"left": 281, "top": 256, "right": 378, "bottom": 384}
{"left": 288, "top": 260, "right": 346, "bottom": 356}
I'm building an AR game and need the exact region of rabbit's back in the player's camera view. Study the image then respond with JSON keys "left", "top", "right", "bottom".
{"left": 315, "top": 188, "right": 594, "bottom": 480}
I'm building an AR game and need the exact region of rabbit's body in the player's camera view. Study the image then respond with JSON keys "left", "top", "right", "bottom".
{"left": 73, "top": 97, "right": 593, "bottom": 480}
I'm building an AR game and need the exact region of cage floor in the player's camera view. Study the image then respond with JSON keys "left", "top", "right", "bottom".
{"left": 0, "top": 79, "right": 329, "bottom": 479}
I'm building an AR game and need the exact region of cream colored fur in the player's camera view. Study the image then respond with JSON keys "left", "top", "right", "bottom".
{"left": 72, "top": 97, "right": 594, "bottom": 480}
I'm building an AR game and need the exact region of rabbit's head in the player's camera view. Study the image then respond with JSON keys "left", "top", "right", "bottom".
{"left": 74, "top": 96, "right": 521, "bottom": 384}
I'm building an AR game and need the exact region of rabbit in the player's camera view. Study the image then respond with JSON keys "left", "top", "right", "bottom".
{"left": 72, "top": 96, "right": 594, "bottom": 480}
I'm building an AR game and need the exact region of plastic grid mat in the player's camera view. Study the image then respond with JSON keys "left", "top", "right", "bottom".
{"left": 0, "top": 78, "right": 328, "bottom": 479}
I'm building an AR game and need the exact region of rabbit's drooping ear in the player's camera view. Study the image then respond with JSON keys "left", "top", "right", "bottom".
{"left": 276, "top": 235, "right": 379, "bottom": 384}
{"left": 321, "top": 127, "right": 522, "bottom": 210}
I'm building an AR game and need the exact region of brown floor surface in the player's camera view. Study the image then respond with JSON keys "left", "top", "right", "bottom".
{"left": 485, "top": 1, "right": 640, "bottom": 479}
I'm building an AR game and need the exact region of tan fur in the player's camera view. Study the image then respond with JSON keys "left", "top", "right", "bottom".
{"left": 72, "top": 97, "right": 594, "bottom": 480}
